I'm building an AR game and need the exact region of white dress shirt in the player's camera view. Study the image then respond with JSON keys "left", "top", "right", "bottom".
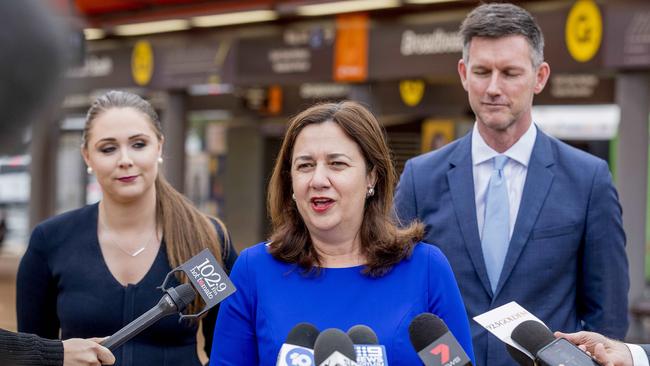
{"left": 472, "top": 122, "right": 537, "bottom": 240}
{"left": 627, "top": 344, "right": 649, "bottom": 366}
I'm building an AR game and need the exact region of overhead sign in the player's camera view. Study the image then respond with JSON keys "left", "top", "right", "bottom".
{"left": 235, "top": 25, "right": 335, "bottom": 85}
{"left": 399, "top": 79, "right": 425, "bottom": 107}
{"left": 333, "top": 13, "right": 368, "bottom": 82}
{"left": 604, "top": 2, "right": 650, "bottom": 68}
{"left": 131, "top": 40, "right": 154, "bottom": 86}
{"left": 369, "top": 21, "right": 462, "bottom": 80}
{"left": 565, "top": 0, "right": 603, "bottom": 63}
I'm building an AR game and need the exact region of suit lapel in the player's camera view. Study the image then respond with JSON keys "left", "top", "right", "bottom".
{"left": 447, "top": 134, "right": 493, "bottom": 297}
{"left": 494, "top": 130, "right": 555, "bottom": 297}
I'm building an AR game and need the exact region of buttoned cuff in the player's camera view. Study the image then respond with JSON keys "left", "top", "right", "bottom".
{"left": 626, "top": 343, "right": 648, "bottom": 366}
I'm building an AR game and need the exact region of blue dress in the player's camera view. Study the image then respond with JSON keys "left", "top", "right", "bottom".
{"left": 210, "top": 242, "right": 474, "bottom": 366}
{"left": 17, "top": 203, "right": 238, "bottom": 366}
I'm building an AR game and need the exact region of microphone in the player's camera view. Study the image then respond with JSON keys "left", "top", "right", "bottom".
{"left": 408, "top": 313, "right": 472, "bottom": 366}
{"left": 347, "top": 325, "right": 389, "bottom": 366}
{"left": 276, "top": 322, "right": 319, "bottom": 366}
{"left": 101, "top": 283, "right": 196, "bottom": 350}
{"left": 0, "top": 0, "right": 68, "bottom": 154}
{"left": 511, "top": 320, "right": 601, "bottom": 366}
{"left": 314, "top": 328, "right": 358, "bottom": 366}
{"left": 505, "top": 343, "right": 535, "bottom": 366}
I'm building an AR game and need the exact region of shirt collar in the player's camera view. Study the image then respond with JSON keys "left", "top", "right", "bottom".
{"left": 471, "top": 121, "right": 537, "bottom": 167}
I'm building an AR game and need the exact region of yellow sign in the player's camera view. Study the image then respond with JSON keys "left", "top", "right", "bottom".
{"left": 565, "top": 0, "right": 602, "bottom": 63}
{"left": 421, "top": 119, "right": 454, "bottom": 153}
{"left": 131, "top": 40, "right": 154, "bottom": 86}
{"left": 399, "top": 80, "right": 425, "bottom": 107}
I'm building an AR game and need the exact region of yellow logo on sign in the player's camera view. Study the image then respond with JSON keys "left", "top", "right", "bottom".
{"left": 399, "top": 80, "right": 425, "bottom": 107}
{"left": 131, "top": 40, "right": 154, "bottom": 86}
{"left": 565, "top": 0, "right": 602, "bottom": 63}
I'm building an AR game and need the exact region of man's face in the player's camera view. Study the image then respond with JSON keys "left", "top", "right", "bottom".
{"left": 458, "top": 35, "right": 549, "bottom": 133}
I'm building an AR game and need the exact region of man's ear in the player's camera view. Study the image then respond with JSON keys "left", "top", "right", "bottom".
{"left": 458, "top": 59, "right": 469, "bottom": 92}
{"left": 534, "top": 61, "right": 550, "bottom": 94}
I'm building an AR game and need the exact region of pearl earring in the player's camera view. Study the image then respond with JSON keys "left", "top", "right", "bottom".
{"left": 292, "top": 193, "right": 296, "bottom": 201}
{"left": 86, "top": 167, "right": 93, "bottom": 174}
{"left": 367, "top": 187, "right": 375, "bottom": 198}
{"left": 158, "top": 157, "right": 163, "bottom": 164}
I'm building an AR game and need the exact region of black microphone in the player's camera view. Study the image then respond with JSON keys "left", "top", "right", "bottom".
{"left": 0, "top": 0, "right": 68, "bottom": 154}
{"left": 408, "top": 313, "right": 472, "bottom": 366}
{"left": 276, "top": 322, "right": 319, "bottom": 366}
{"left": 101, "top": 283, "right": 196, "bottom": 350}
{"left": 314, "top": 328, "right": 358, "bottom": 366}
{"left": 511, "top": 320, "right": 601, "bottom": 366}
{"left": 347, "top": 325, "right": 389, "bottom": 366}
{"left": 348, "top": 325, "right": 378, "bottom": 344}
{"left": 505, "top": 343, "right": 535, "bottom": 366}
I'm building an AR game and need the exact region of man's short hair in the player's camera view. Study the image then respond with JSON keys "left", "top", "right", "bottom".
{"left": 459, "top": 3, "right": 544, "bottom": 67}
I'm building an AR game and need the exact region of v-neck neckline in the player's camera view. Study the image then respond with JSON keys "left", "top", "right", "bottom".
{"left": 90, "top": 203, "right": 163, "bottom": 289}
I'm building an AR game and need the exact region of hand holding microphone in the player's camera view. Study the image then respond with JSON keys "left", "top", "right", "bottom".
{"left": 510, "top": 320, "right": 601, "bottom": 366}
{"left": 555, "top": 331, "right": 633, "bottom": 366}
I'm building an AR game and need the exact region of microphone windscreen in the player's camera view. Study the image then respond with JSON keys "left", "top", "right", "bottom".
{"left": 347, "top": 325, "right": 378, "bottom": 345}
{"left": 173, "top": 283, "right": 197, "bottom": 312}
{"left": 314, "top": 328, "right": 357, "bottom": 365}
{"left": 286, "top": 322, "right": 320, "bottom": 349}
{"left": 409, "top": 313, "right": 448, "bottom": 352}
{"left": 0, "top": 0, "right": 66, "bottom": 140}
{"left": 505, "top": 343, "right": 535, "bottom": 366}
{"left": 511, "top": 320, "right": 555, "bottom": 356}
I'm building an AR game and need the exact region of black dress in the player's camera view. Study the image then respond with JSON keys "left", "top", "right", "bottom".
{"left": 16, "top": 203, "right": 237, "bottom": 366}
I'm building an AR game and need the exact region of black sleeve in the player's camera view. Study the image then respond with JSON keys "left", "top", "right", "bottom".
{"left": 16, "top": 226, "right": 60, "bottom": 338}
{"left": 202, "top": 219, "right": 239, "bottom": 358}
{"left": 0, "top": 328, "right": 63, "bottom": 366}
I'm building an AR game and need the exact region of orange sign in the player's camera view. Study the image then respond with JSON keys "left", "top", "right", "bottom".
{"left": 334, "top": 13, "right": 368, "bottom": 82}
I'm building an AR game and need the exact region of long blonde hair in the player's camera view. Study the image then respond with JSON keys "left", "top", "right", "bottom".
{"left": 83, "top": 90, "right": 229, "bottom": 315}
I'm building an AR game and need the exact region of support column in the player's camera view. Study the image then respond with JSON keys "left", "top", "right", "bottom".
{"left": 160, "top": 91, "right": 187, "bottom": 193}
{"left": 224, "top": 121, "right": 263, "bottom": 252}
{"left": 29, "top": 117, "right": 60, "bottom": 230}
{"left": 616, "top": 72, "right": 650, "bottom": 341}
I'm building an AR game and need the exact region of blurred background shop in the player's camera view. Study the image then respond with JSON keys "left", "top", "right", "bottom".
{"left": 1, "top": 0, "right": 650, "bottom": 339}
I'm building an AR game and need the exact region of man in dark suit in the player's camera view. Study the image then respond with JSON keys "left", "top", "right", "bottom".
{"left": 557, "top": 331, "right": 648, "bottom": 366}
{"left": 394, "top": 3, "right": 629, "bottom": 366}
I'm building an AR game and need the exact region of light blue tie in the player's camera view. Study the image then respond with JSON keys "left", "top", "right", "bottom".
{"left": 482, "top": 155, "right": 510, "bottom": 293}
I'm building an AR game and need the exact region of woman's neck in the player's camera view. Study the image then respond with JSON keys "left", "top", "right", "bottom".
{"left": 311, "top": 234, "right": 364, "bottom": 268}
{"left": 99, "top": 189, "right": 157, "bottom": 230}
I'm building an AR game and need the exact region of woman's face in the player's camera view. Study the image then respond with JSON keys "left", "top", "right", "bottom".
{"left": 291, "top": 121, "right": 375, "bottom": 243}
{"left": 82, "top": 107, "right": 163, "bottom": 204}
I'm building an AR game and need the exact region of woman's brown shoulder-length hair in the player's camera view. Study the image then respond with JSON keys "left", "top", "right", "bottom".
{"left": 267, "top": 101, "right": 423, "bottom": 277}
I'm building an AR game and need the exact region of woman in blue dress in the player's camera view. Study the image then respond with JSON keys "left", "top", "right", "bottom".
{"left": 210, "top": 101, "right": 474, "bottom": 366}
{"left": 17, "top": 91, "right": 237, "bottom": 366}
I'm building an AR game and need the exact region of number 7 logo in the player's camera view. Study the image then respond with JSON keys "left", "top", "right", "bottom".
{"left": 431, "top": 344, "right": 450, "bottom": 364}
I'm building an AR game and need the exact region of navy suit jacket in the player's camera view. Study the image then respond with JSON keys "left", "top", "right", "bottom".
{"left": 394, "top": 128, "right": 629, "bottom": 366}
